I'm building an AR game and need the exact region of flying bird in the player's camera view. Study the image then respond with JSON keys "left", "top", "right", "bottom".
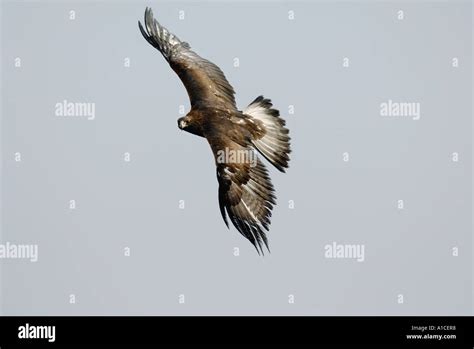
{"left": 139, "top": 8, "right": 291, "bottom": 254}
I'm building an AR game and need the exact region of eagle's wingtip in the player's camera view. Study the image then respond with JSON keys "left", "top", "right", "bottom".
{"left": 254, "top": 245, "right": 262, "bottom": 256}
{"left": 146, "top": 6, "right": 154, "bottom": 19}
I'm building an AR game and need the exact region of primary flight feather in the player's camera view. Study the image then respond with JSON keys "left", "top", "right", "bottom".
{"left": 139, "top": 7, "right": 291, "bottom": 254}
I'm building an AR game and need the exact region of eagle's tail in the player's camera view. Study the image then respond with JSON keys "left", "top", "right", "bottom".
{"left": 138, "top": 7, "right": 189, "bottom": 61}
{"left": 244, "top": 96, "right": 291, "bottom": 172}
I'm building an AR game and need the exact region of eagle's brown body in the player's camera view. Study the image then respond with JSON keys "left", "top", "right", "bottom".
{"left": 185, "top": 107, "right": 264, "bottom": 141}
{"left": 139, "top": 8, "right": 290, "bottom": 254}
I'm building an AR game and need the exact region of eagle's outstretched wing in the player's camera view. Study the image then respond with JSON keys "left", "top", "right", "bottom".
{"left": 139, "top": 7, "right": 236, "bottom": 110}
{"left": 211, "top": 139, "right": 276, "bottom": 255}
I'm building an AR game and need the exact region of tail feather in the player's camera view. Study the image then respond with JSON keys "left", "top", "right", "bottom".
{"left": 244, "top": 96, "right": 291, "bottom": 172}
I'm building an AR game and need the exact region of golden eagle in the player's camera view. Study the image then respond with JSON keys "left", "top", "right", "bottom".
{"left": 139, "top": 8, "right": 291, "bottom": 254}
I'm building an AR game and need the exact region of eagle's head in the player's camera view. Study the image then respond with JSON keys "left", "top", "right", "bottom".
{"left": 177, "top": 116, "right": 188, "bottom": 130}
{"left": 177, "top": 115, "right": 204, "bottom": 137}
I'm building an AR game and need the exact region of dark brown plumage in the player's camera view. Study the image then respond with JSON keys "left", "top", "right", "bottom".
{"left": 139, "top": 8, "right": 291, "bottom": 254}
